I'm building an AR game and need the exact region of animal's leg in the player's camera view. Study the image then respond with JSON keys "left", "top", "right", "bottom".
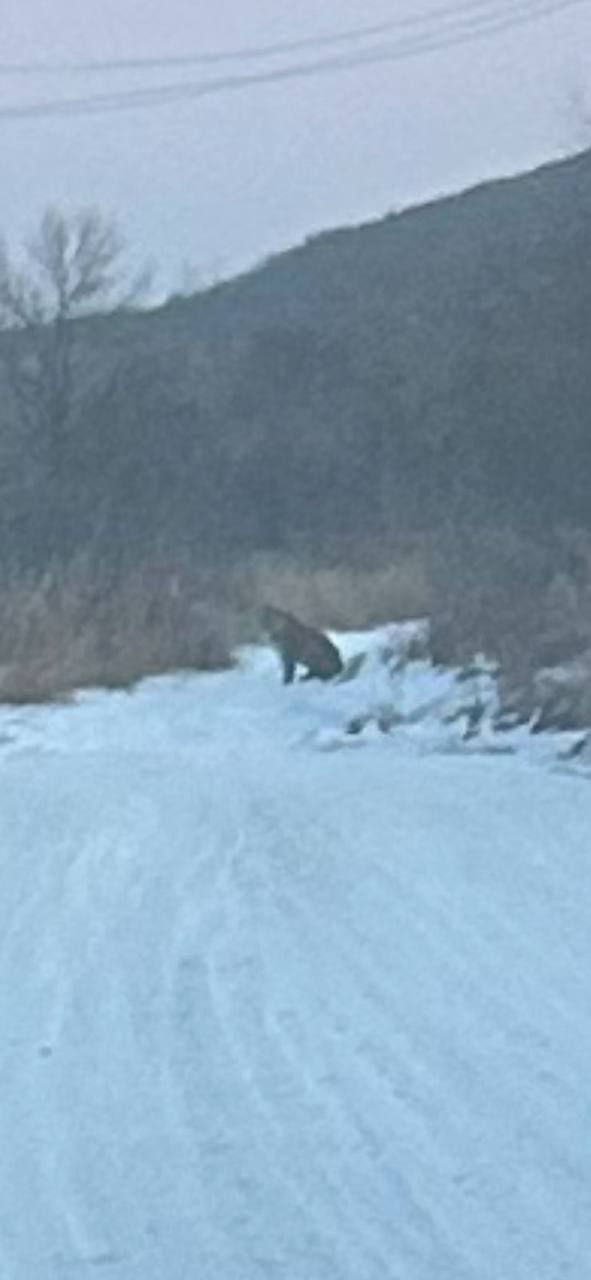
{"left": 282, "top": 654, "right": 296, "bottom": 684}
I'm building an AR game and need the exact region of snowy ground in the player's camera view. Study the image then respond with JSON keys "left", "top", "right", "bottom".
{"left": 1, "top": 625, "right": 590, "bottom": 1279}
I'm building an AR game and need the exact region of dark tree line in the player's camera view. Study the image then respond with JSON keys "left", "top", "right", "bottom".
{"left": 1, "top": 147, "right": 591, "bottom": 576}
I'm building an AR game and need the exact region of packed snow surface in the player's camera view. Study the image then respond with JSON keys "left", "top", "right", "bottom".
{"left": 1, "top": 625, "right": 590, "bottom": 1279}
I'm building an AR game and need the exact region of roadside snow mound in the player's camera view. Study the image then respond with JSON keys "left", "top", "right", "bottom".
{"left": 0, "top": 619, "right": 588, "bottom": 777}
{"left": 237, "top": 618, "right": 589, "bottom": 773}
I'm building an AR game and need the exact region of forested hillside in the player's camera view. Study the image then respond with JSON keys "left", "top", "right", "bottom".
{"left": 2, "top": 145, "right": 591, "bottom": 568}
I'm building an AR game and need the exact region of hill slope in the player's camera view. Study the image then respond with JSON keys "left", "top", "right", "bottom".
{"left": 2, "top": 148, "right": 591, "bottom": 564}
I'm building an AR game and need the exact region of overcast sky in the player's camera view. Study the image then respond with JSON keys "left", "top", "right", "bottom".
{"left": 1, "top": 0, "right": 590, "bottom": 290}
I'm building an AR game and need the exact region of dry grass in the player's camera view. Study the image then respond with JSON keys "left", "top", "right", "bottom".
{"left": 0, "top": 557, "right": 237, "bottom": 705}
{"left": 428, "top": 524, "right": 591, "bottom": 720}
{"left": 2, "top": 527, "right": 591, "bottom": 716}
{"left": 0, "top": 545, "right": 431, "bottom": 704}
{"left": 225, "top": 548, "right": 431, "bottom": 633}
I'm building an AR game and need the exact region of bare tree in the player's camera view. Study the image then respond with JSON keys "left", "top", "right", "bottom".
{"left": 0, "top": 206, "right": 149, "bottom": 466}
{"left": 0, "top": 207, "right": 151, "bottom": 553}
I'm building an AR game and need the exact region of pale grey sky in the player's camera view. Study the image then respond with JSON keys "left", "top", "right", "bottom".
{"left": 1, "top": 0, "right": 590, "bottom": 290}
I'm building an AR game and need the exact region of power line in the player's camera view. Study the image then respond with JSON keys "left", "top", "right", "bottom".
{"left": 0, "top": 0, "right": 586, "bottom": 124}
{"left": 0, "top": 0, "right": 543, "bottom": 75}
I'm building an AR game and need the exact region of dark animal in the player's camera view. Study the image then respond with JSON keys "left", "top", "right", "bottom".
{"left": 261, "top": 605, "right": 344, "bottom": 684}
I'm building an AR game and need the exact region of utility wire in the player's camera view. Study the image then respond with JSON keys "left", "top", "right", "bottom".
{"left": 0, "top": 0, "right": 586, "bottom": 123}
{"left": 0, "top": 0, "right": 549, "bottom": 75}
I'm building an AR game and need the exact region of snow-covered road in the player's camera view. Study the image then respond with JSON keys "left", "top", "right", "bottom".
{"left": 1, "top": 634, "right": 590, "bottom": 1279}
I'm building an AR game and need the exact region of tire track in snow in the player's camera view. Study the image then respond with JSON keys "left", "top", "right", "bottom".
{"left": 200, "top": 821, "right": 401, "bottom": 1280}
{"left": 193, "top": 779, "right": 478, "bottom": 1278}
{"left": 166, "top": 815, "right": 382, "bottom": 1280}
{"left": 225, "top": 755, "right": 591, "bottom": 1279}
